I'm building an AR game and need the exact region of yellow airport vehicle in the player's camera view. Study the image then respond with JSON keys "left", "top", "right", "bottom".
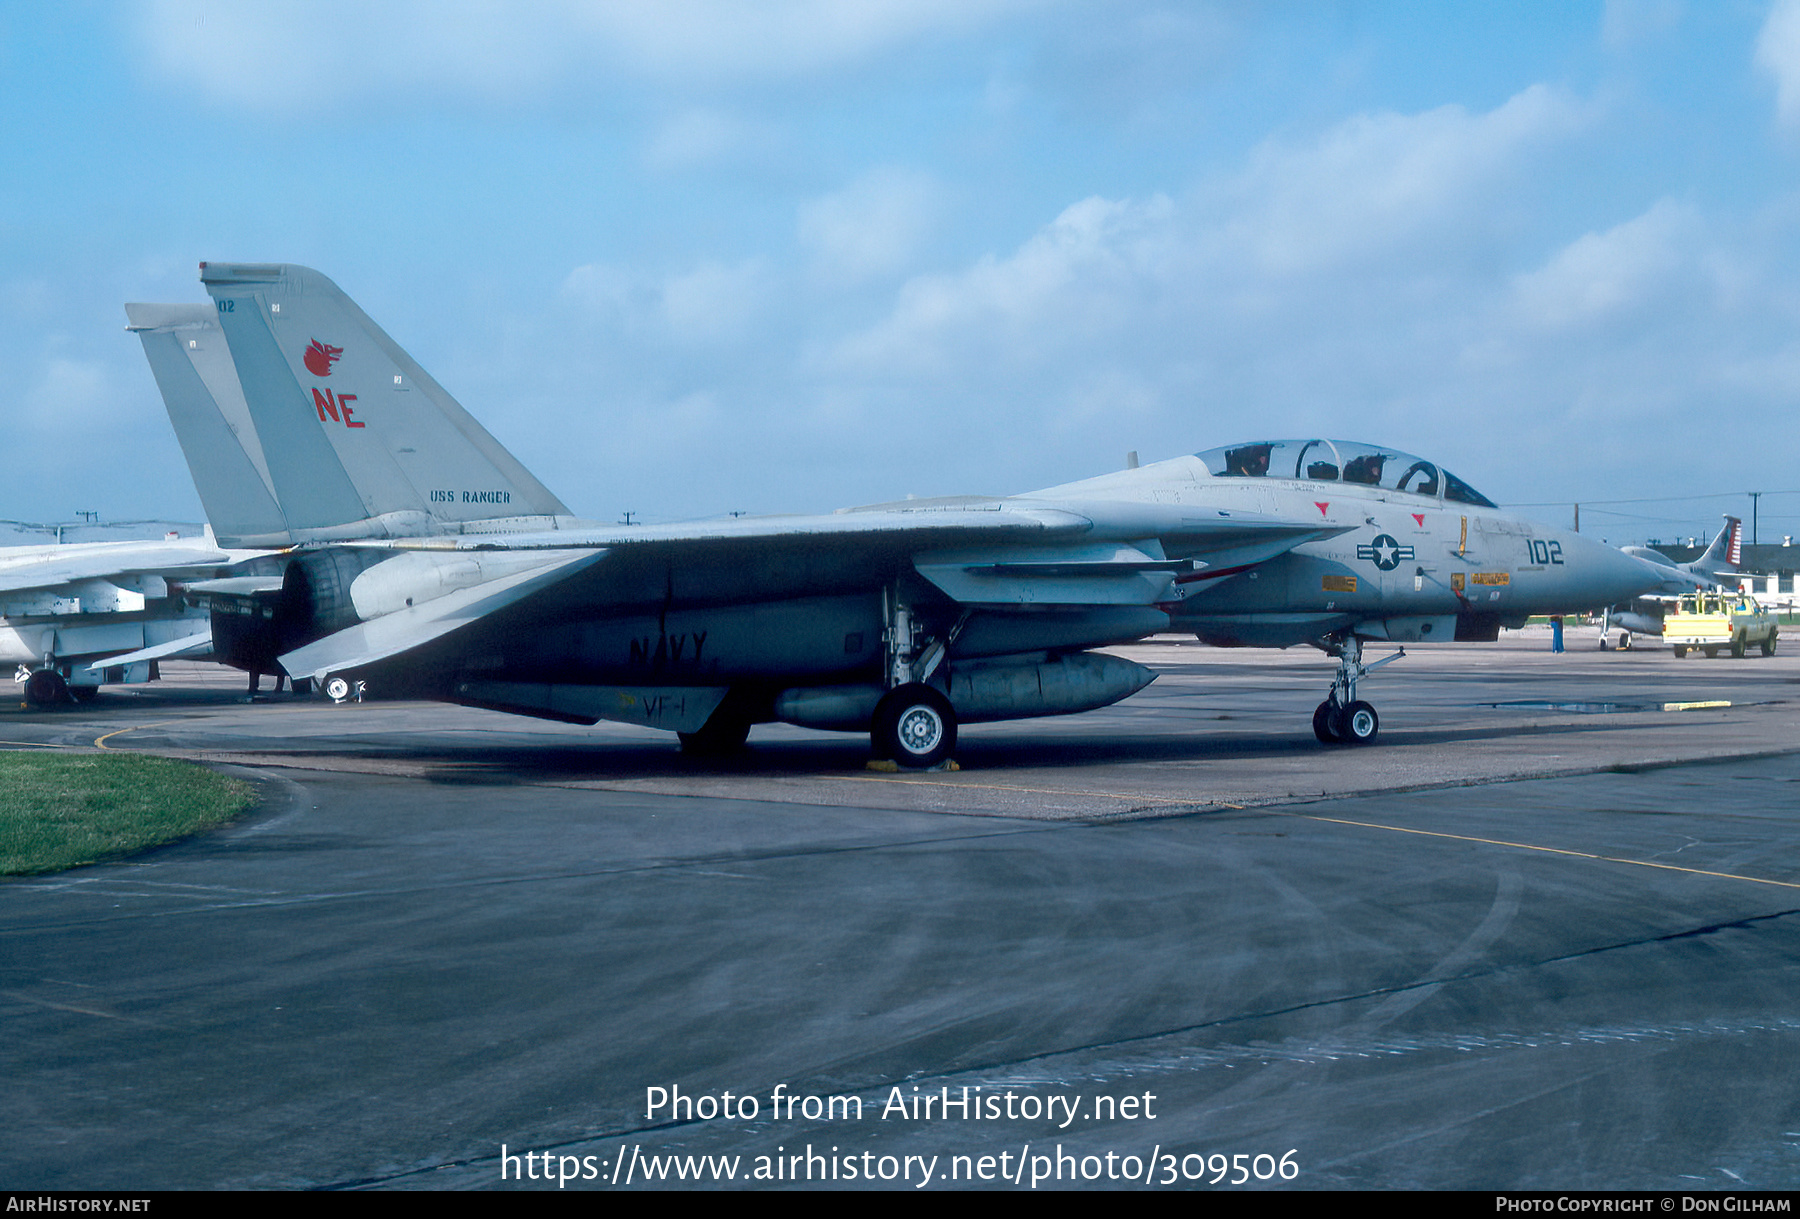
{"left": 1664, "top": 589, "right": 1778, "bottom": 658}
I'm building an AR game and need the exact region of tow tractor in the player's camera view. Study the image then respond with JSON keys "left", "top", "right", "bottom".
{"left": 1663, "top": 589, "right": 1778, "bottom": 658}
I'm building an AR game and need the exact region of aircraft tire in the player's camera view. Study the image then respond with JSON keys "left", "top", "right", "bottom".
{"left": 678, "top": 716, "right": 751, "bottom": 755}
{"left": 1312, "top": 701, "right": 1341, "bottom": 744}
{"left": 69, "top": 685, "right": 99, "bottom": 703}
{"left": 324, "top": 676, "right": 352, "bottom": 702}
{"left": 872, "top": 684, "right": 956, "bottom": 768}
{"left": 1340, "top": 700, "right": 1379, "bottom": 745}
{"left": 23, "top": 669, "right": 69, "bottom": 707}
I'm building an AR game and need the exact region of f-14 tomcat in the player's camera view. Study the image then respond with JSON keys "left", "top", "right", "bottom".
{"left": 129, "top": 263, "right": 1666, "bottom": 765}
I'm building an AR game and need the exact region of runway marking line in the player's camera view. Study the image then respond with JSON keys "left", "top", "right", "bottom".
{"left": 1, "top": 989, "right": 151, "bottom": 1024}
{"left": 94, "top": 721, "right": 182, "bottom": 751}
{"left": 1283, "top": 811, "right": 1800, "bottom": 891}
{"left": 837, "top": 773, "right": 1194, "bottom": 805}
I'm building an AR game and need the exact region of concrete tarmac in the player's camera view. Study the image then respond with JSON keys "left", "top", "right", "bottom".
{"left": 3, "top": 630, "right": 1799, "bottom": 1190}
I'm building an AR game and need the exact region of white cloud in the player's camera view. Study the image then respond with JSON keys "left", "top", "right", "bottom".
{"left": 561, "top": 258, "right": 776, "bottom": 347}
{"left": 135, "top": 0, "right": 1035, "bottom": 109}
{"left": 644, "top": 108, "right": 786, "bottom": 171}
{"left": 829, "top": 86, "right": 1587, "bottom": 382}
{"left": 1601, "top": 0, "right": 1683, "bottom": 51}
{"left": 828, "top": 192, "right": 1173, "bottom": 380}
{"left": 1508, "top": 200, "right": 1705, "bottom": 330}
{"left": 23, "top": 358, "right": 116, "bottom": 433}
{"left": 1757, "top": 0, "right": 1800, "bottom": 127}
{"left": 1218, "top": 84, "right": 1590, "bottom": 274}
{"left": 797, "top": 167, "right": 944, "bottom": 283}
{"left": 660, "top": 259, "right": 775, "bottom": 342}
{"left": 788, "top": 85, "right": 1800, "bottom": 506}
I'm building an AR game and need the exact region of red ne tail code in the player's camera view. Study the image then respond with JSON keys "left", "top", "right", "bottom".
{"left": 312, "top": 388, "right": 364, "bottom": 428}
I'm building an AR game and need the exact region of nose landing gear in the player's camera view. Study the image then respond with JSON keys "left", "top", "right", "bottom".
{"left": 1312, "top": 635, "right": 1402, "bottom": 746}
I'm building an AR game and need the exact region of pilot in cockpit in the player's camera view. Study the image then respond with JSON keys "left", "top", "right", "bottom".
{"left": 1342, "top": 453, "right": 1387, "bottom": 485}
{"left": 1223, "top": 443, "right": 1274, "bottom": 477}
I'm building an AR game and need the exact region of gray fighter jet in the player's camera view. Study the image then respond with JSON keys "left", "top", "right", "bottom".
{"left": 0, "top": 530, "right": 255, "bottom": 703}
{"left": 138, "top": 262, "right": 1665, "bottom": 762}
{"left": 0, "top": 304, "right": 279, "bottom": 704}
{"left": 1599, "top": 516, "right": 1743, "bottom": 649}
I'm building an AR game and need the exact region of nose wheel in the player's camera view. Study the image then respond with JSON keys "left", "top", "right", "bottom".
{"left": 1312, "top": 635, "right": 1400, "bottom": 746}
{"left": 1314, "top": 698, "right": 1379, "bottom": 745}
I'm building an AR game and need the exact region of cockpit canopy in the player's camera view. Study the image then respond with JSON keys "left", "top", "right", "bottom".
{"left": 1195, "top": 439, "right": 1496, "bottom": 509}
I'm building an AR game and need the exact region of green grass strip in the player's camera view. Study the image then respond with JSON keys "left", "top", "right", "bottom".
{"left": 0, "top": 752, "right": 254, "bottom": 875}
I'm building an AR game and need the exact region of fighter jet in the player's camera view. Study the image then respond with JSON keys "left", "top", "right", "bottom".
{"left": 0, "top": 529, "right": 255, "bottom": 704}
{"left": 1598, "top": 516, "right": 1743, "bottom": 649}
{"left": 0, "top": 303, "right": 293, "bottom": 705}
{"left": 143, "top": 262, "right": 1664, "bottom": 762}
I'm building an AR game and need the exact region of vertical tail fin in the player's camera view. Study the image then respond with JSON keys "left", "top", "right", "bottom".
{"left": 197, "top": 263, "right": 572, "bottom": 542}
{"left": 1693, "top": 515, "right": 1743, "bottom": 578}
{"left": 125, "top": 303, "right": 292, "bottom": 548}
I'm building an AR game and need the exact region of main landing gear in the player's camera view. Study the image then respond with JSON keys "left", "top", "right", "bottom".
{"left": 20, "top": 667, "right": 71, "bottom": 707}
{"left": 872, "top": 683, "right": 957, "bottom": 768}
{"left": 870, "top": 590, "right": 965, "bottom": 768}
{"left": 1312, "top": 635, "right": 1403, "bottom": 746}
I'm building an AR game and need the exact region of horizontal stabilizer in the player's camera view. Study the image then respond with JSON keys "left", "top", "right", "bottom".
{"left": 279, "top": 549, "right": 605, "bottom": 681}
{"left": 85, "top": 630, "right": 213, "bottom": 671}
{"left": 182, "top": 575, "right": 287, "bottom": 597}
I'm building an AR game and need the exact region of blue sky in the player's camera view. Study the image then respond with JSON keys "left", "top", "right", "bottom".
{"left": 4, "top": 1, "right": 1800, "bottom": 546}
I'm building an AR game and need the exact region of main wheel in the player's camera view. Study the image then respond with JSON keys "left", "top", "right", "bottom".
{"left": 872, "top": 684, "right": 957, "bottom": 768}
{"left": 1762, "top": 633, "right": 1778, "bottom": 657}
{"left": 324, "top": 675, "right": 352, "bottom": 702}
{"left": 23, "top": 669, "right": 69, "bottom": 706}
{"left": 678, "top": 715, "right": 751, "bottom": 755}
{"left": 1340, "top": 700, "right": 1380, "bottom": 745}
{"left": 1312, "top": 701, "right": 1341, "bottom": 744}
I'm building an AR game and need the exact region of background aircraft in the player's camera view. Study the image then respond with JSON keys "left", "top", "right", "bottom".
{"left": 0, "top": 305, "right": 296, "bottom": 706}
{"left": 139, "top": 263, "right": 1665, "bottom": 762}
{"left": 0, "top": 531, "right": 254, "bottom": 704}
{"left": 1599, "top": 516, "right": 1743, "bottom": 649}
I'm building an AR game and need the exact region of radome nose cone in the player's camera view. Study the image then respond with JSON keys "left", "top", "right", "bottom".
{"left": 1571, "top": 533, "right": 1668, "bottom": 604}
